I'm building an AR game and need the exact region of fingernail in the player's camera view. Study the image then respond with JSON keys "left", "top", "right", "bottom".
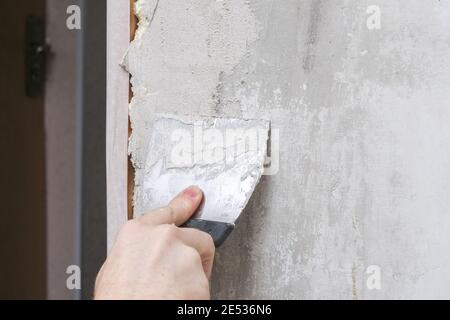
{"left": 183, "top": 186, "right": 202, "bottom": 199}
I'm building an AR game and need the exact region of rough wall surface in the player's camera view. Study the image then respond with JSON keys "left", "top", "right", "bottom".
{"left": 125, "top": 0, "right": 450, "bottom": 299}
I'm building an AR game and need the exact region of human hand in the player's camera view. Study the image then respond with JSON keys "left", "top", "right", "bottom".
{"left": 94, "top": 186, "right": 215, "bottom": 300}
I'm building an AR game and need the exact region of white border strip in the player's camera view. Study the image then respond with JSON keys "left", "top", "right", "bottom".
{"left": 106, "top": 0, "right": 130, "bottom": 252}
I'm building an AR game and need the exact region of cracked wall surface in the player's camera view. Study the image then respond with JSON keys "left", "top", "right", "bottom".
{"left": 124, "top": 0, "right": 450, "bottom": 299}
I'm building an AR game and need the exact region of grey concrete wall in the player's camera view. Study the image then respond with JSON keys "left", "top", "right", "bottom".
{"left": 126, "top": 0, "right": 450, "bottom": 299}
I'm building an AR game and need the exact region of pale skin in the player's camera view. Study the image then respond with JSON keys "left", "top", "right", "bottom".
{"left": 94, "top": 186, "right": 215, "bottom": 300}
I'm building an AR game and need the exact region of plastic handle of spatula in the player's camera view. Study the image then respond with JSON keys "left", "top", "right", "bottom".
{"left": 181, "top": 219, "right": 235, "bottom": 248}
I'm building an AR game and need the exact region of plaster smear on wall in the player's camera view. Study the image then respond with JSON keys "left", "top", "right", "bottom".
{"left": 132, "top": 114, "right": 270, "bottom": 223}
{"left": 125, "top": 0, "right": 450, "bottom": 299}
{"left": 124, "top": 0, "right": 260, "bottom": 119}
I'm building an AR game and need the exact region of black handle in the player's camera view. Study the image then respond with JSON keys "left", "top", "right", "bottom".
{"left": 181, "top": 219, "right": 234, "bottom": 247}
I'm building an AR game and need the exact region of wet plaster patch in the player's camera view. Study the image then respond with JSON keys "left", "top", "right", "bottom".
{"left": 132, "top": 114, "right": 270, "bottom": 223}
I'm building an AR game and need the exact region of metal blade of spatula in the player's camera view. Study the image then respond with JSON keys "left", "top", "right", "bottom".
{"left": 133, "top": 114, "right": 270, "bottom": 247}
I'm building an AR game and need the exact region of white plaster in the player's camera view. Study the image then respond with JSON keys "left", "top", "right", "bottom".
{"left": 132, "top": 115, "right": 269, "bottom": 223}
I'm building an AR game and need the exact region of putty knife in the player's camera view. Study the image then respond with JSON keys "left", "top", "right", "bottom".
{"left": 134, "top": 114, "right": 270, "bottom": 247}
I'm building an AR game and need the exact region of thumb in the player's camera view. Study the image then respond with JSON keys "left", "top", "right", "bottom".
{"left": 167, "top": 186, "right": 203, "bottom": 226}
{"left": 139, "top": 186, "right": 203, "bottom": 226}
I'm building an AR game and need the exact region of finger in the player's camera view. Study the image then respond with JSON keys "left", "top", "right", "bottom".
{"left": 139, "top": 186, "right": 203, "bottom": 226}
{"left": 167, "top": 185, "right": 203, "bottom": 226}
{"left": 178, "top": 228, "right": 215, "bottom": 278}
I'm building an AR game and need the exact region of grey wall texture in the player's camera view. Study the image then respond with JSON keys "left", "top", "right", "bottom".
{"left": 125, "top": 0, "right": 450, "bottom": 299}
